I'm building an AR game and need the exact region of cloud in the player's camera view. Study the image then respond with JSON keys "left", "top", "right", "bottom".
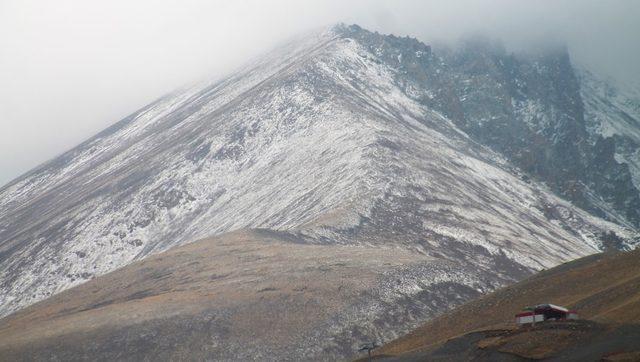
{"left": 0, "top": 0, "right": 638, "bottom": 186}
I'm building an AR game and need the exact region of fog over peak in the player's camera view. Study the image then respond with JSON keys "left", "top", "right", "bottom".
{"left": 1, "top": 0, "right": 639, "bottom": 186}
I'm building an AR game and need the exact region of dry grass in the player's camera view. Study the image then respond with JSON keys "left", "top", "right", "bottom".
{"left": 376, "top": 248, "right": 640, "bottom": 357}
{"left": 0, "top": 229, "right": 427, "bottom": 358}
{"left": 603, "top": 351, "right": 640, "bottom": 361}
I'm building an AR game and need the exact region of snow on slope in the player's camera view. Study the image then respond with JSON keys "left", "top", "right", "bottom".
{"left": 0, "top": 25, "right": 635, "bottom": 319}
{"left": 579, "top": 67, "right": 640, "bottom": 190}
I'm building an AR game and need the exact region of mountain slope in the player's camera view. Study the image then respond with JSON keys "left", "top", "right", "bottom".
{"left": 392, "top": 35, "right": 640, "bottom": 227}
{"left": 374, "top": 247, "right": 640, "bottom": 361}
{"left": 579, "top": 68, "right": 640, "bottom": 191}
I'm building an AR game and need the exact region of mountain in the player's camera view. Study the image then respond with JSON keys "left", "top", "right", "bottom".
{"left": 0, "top": 24, "right": 639, "bottom": 360}
{"left": 373, "top": 247, "right": 640, "bottom": 361}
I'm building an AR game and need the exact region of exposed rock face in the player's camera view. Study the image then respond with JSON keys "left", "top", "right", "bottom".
{"left": 0, "top": 24, "right": 638, "bottom": 360}
{"left": 342, "top": 24, "right": 640, "bottom": 226}
{"left": 579, "top": 67, "right": 640, "bottom": 205}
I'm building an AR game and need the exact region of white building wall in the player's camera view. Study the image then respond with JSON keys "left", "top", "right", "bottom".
{"left": 516, "top": 314, "right": 544, "bottom": 324}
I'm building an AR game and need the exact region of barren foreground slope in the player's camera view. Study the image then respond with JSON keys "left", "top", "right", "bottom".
{"left": 374, "top": 248, "right": 640, "bottom": 361}
{"left": 0, "top": 229, "right": 497, "bottom": 361}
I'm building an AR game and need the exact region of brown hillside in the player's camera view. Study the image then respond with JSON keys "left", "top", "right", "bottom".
{"left": 374, "top": 248, "right": 640, "bottom": 360}
{"left": 0, "top": 229, "right": 436, "bottom": 361}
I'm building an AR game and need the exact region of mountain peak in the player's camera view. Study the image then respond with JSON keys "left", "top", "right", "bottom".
{"left": 332, "top": 22, "right": 432, "bottom": 58}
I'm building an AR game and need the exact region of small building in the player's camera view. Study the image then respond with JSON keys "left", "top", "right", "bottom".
{"left": 515, "top": 304, "right": 578, "bottom": 325}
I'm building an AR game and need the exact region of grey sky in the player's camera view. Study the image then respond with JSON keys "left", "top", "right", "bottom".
{"left": 1, "top": 0, "right": 639, "bottom": 187}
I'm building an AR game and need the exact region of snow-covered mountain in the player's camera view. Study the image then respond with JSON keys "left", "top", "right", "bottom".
{"left": 0, "top": 25, "right": 638, "bottom": 353}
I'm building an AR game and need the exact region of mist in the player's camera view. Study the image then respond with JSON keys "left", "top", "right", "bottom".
{"left": 1, "top": 0, "right": 639, "bottom": 186}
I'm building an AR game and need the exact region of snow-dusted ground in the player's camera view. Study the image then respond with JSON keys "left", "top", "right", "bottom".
{"left": 579, "top": 67, "right": 640, "bottom": 189}
{"left": 0, "top": 25, "right": 637, "bottom": 323}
